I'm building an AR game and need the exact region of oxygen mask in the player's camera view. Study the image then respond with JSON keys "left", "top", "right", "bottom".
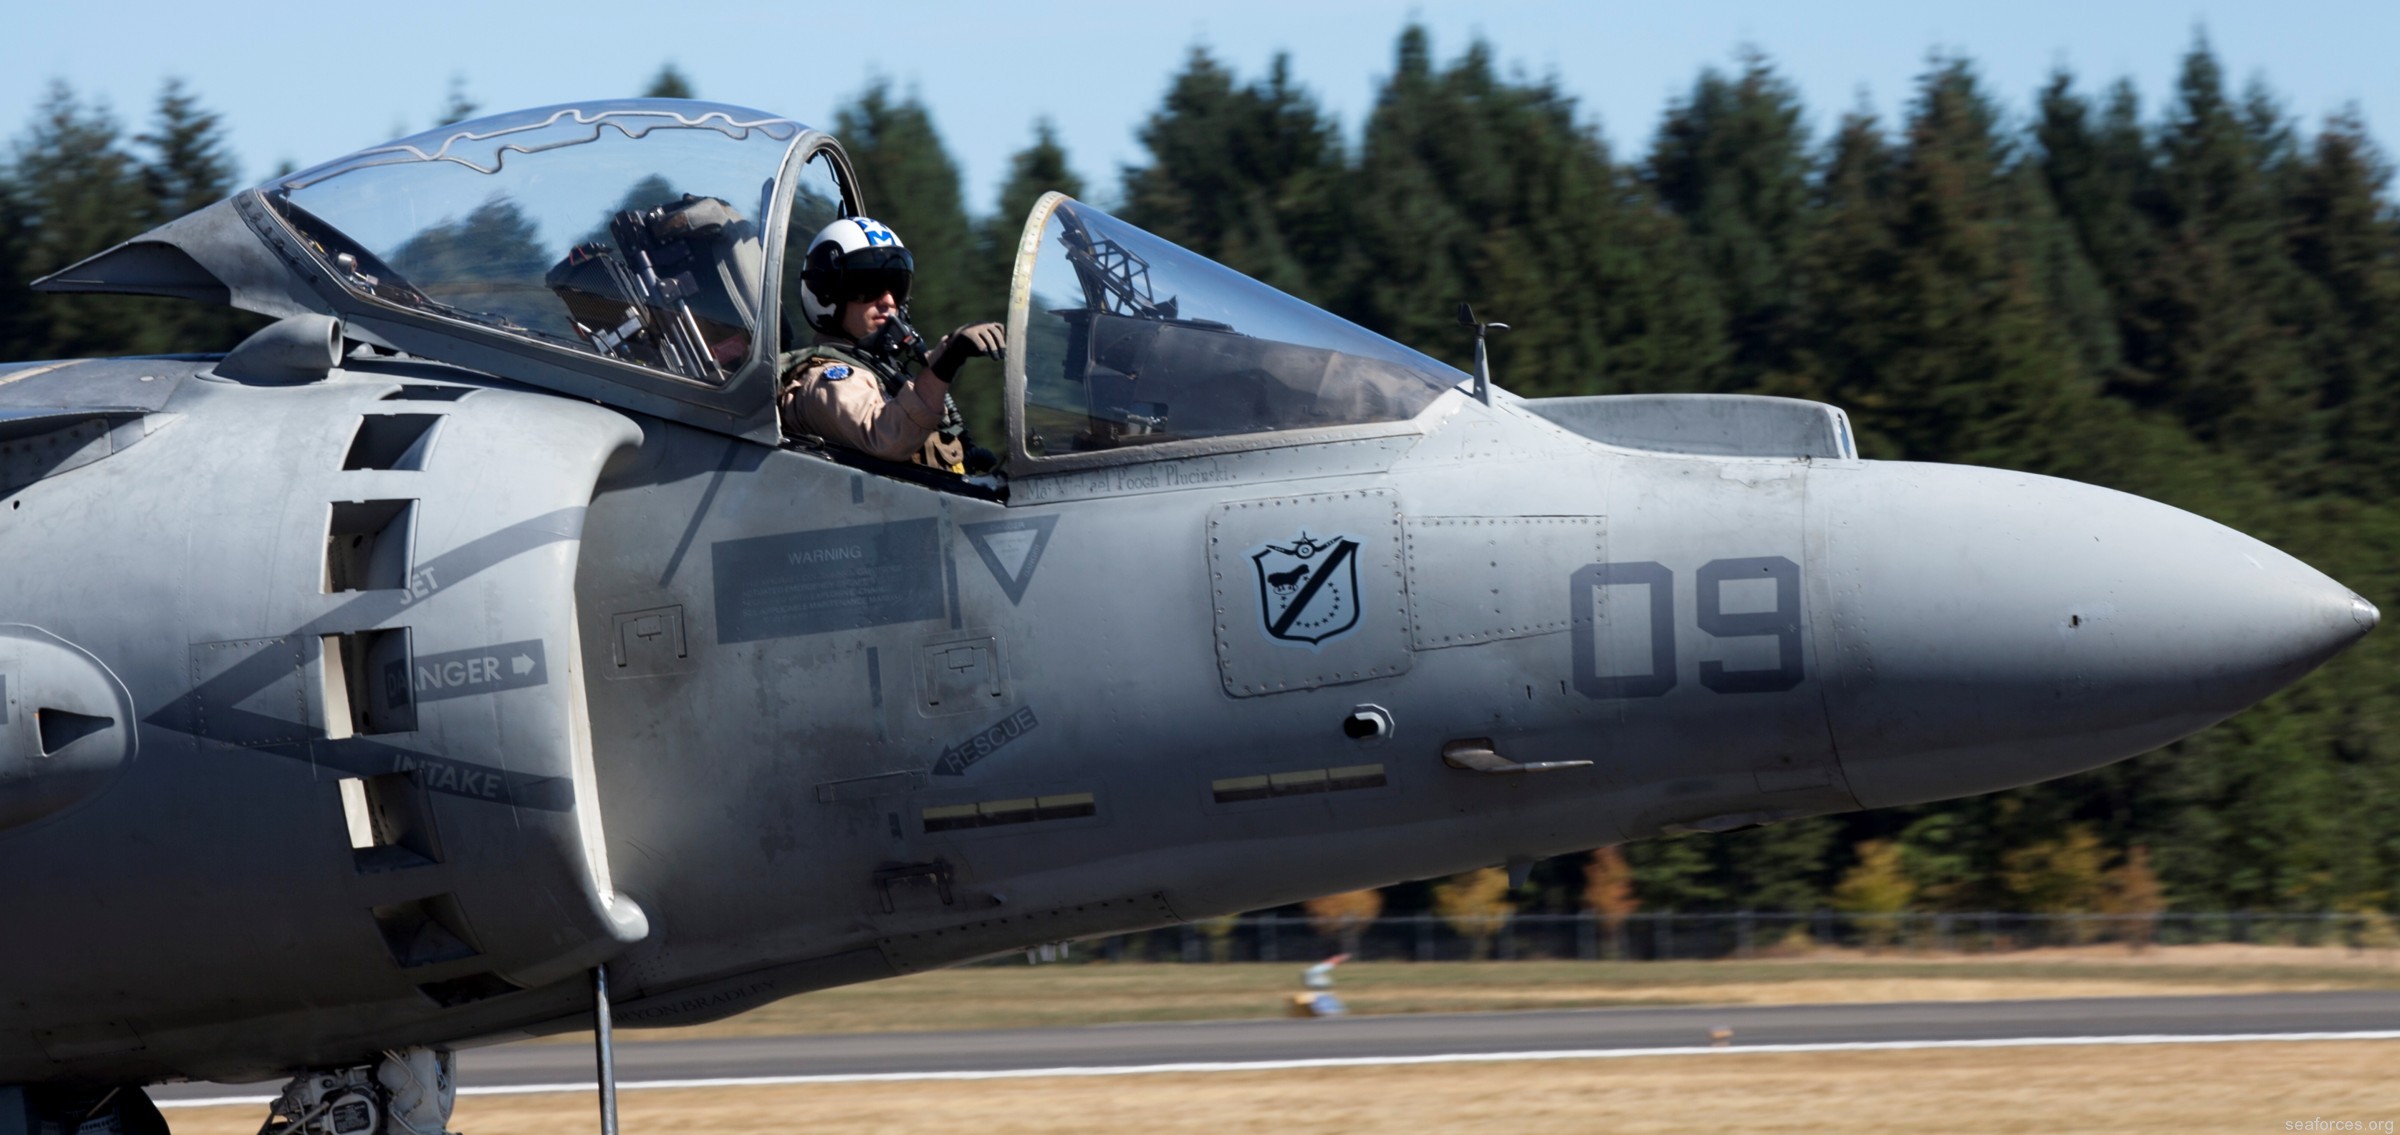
{"left": 859, "top": 307, "right": 930, "bottom": 372}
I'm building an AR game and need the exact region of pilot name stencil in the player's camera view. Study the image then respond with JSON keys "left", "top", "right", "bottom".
{"left": 1252, "top": 532, "right": 1363, "bottom": 646}
{"left": 1014, "top": 457, "right": 1241, "bottom": 503}
{"left": 932, "top": 706, "right": 1040, "bottom": 776}
{"left": 411, "top": 640, "right": 548, "bottom": 703}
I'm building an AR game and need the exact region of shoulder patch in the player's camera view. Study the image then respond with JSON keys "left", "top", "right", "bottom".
{"left": 823, "top": 364, "right": 852, "bottom": 381}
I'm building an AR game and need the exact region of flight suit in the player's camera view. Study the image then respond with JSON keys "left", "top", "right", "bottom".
{"left": 778, "top": 339, "right": 966, "bottom": 472}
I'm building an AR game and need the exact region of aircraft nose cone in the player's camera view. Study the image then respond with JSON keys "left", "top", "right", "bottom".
{"left": 1815, "top": 463, "right": 2373, "bottom": 809}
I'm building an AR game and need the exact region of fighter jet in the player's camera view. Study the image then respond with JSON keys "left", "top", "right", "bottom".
{"left": 0, "top": 100, "right": 2375, "bottom": 1134}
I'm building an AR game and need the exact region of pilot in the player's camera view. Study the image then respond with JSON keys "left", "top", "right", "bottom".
{"left": 779, "top": 217, "right": 1004, "bottom": 473}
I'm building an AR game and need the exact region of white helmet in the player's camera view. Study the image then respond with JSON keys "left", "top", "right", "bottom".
{"left": 797, "top": 216, "right": 914, "bottom": 333}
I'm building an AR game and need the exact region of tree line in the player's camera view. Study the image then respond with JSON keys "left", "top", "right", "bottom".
{"left": 4, "top": 34, "right": 2395, "bottom": 918}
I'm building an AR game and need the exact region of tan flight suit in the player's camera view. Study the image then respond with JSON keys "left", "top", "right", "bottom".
{"left": 777, "top": 338, "right": 966, "bottom": 472}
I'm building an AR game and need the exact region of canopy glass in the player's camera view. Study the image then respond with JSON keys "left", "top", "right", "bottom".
{"left": 265, "top": 103, "right": 802, "bottom": 386}
{"left": 1013, "top": 199, "right": 1463, "bottom": 458}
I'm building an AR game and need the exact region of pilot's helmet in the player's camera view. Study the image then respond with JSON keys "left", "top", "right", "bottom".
{"left": 799, "top": 217, "right": 915, "bottom": 334}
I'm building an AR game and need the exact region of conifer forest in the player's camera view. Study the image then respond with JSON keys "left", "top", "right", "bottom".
{"left": 4, "top": 30, "right": 2394, "bottom": 919}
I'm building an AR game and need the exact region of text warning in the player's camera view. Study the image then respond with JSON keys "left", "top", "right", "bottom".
{"left": 414, "top": 640, "right": 548, "bottom": 703}
{"left": 712, "top": 518, "right": 945, "bottom": 643}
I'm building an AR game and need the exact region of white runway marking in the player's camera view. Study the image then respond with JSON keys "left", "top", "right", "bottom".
{"left": 152, "top": 1029, "right": 2400, "bottom": 1108}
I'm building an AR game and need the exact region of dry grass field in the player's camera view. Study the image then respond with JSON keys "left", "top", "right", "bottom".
{"left": 556, "top": 943, "right": 2400, "bottom": 1040}
{"left": 159, "top": 1040, "right": 2400, "bottom": 1135}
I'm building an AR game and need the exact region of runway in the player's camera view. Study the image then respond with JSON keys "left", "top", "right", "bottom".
{"left": 149, "top": 990, "right": 2400, "bottom": 1104}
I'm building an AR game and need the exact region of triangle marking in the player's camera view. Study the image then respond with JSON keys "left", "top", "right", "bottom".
{"left": 961, "top": 515, "right": 1059, "bottom": 606}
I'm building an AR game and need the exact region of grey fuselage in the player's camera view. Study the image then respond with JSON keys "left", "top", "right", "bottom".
{"left": 0, "top": 348, "right": 2369, "bottom": 1087}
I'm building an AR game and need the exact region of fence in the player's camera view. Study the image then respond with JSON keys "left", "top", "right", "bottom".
{"left": 1030, "top": 911, "right": 2399, "bottom": 965}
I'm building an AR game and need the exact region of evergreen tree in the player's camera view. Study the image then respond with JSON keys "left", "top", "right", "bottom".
{"left": 0, "top": 169, "right": 31, "bottom": 360}
{"left": 1780, "top": 106, "right": 1895, "bottom": 411}
{"left": 1343, "top": 27, "right": 1725, "bottom": 395}
{"left": 1, "top": 82, "right": 155, "bottom": 359}
{"left": 1621, "top": 834, "right": 1724, "bottom": 911}
{"left": 2139, "top": 39, "right": 2323, "bottom": 469}
{"left": 1120, "top": 50, "right": 1348, "bottom": 298}
{"left": 1795, "top": 60, "right": 2095, "bottom": 466}
{"left": 1709, "top": 816, "right": 1839, "bottom": 911}
{"left": 643, "top": 64, "right": 695, "bottom": 100}
{"left": 2026, "top": 73, "right": 2136, "bottom": 382}
{"left": 135, "top": 78, "right": 254, "bottom": 352}
{"left": 2149, "top": 695, "right": 2354, "bottom": 910}
{"left": 2289, "top": 111, "right": 2400, "bottom": 495}
{"left": 833, "top": 82, "right": 977, "bottom": 340}
{"left": 978, "top": 119, "right": 1084, "bottom": 303}
{"left": 1648, "top": 50, "right": 1813, "bottom": 389}
{"left": 137, "top": 78, "right": 234, "bottom": 223}
{"left": 2037, "top": 75, "right": 2155, "bottom": 323}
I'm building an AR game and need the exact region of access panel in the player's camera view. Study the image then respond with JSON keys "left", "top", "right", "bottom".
{"left": 1206, "top": 488, "right": 1411, "bottom": 697}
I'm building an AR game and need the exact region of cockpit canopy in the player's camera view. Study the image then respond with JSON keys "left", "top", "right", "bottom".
{"left": 35, "top": 99, "right": 849, "bottom": 438}
{"left": 1008, "top": 198, "right": 1464, "bottom": 465}
{"left": 36, "top": 101, "right": 1467, "bottom": 463}
{"left": 267, "top": 103, "right": 801, "bottom": 387}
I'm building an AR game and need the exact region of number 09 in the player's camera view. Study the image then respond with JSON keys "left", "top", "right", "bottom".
{"left": 1570, "top": 556, "right": 1805, "bottom": 699}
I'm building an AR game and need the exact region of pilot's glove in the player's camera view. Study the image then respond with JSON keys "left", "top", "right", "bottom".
{"left": 929, "top": 322, "right": 1007, "bottom": 382}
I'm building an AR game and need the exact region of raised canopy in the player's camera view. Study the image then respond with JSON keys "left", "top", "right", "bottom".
{"left": 38, "top": 100, "right": 852, "bottom": 441}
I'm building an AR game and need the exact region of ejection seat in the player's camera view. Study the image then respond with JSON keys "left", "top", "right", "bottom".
{"left": 546, "top": 193, "right": 766, "bottom": 382}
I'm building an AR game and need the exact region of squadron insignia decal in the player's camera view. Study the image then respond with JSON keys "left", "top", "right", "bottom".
{"left": 1251, "top": 531, "right": 1363, "bottom": 646}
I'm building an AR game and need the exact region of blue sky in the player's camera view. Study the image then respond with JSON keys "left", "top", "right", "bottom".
{"left": 5, "top": 1, "right": 2396, "bottom": 218}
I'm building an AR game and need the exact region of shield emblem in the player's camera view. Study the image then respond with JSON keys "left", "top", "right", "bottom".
{"left": 1251, "top": 532, "right": 1363, "bottom": 645}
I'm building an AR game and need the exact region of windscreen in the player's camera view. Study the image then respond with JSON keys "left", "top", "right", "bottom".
{"left": 264, "top": 103, "right": 800, "bottom": 386}
{"left": 1018, "top": 200, "right": 1462, "bottom": 456}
